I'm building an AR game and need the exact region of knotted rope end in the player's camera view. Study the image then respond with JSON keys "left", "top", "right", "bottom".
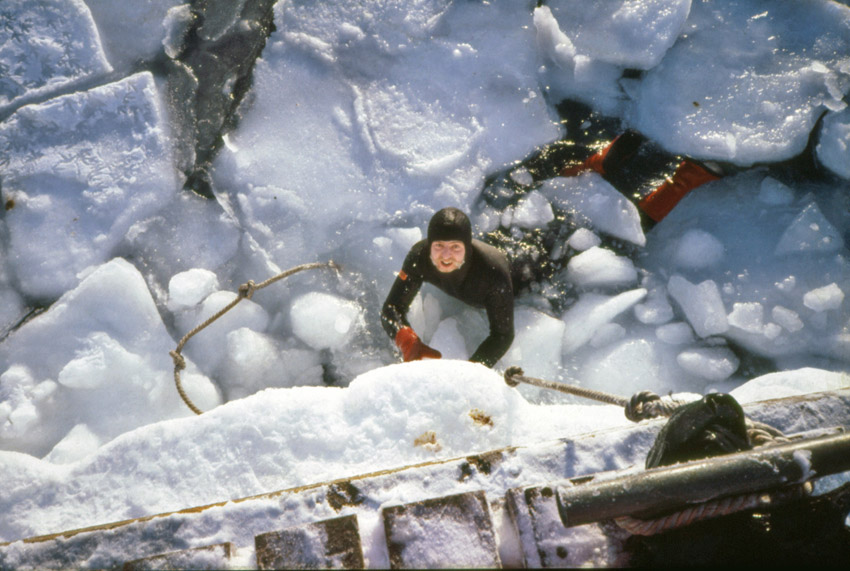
{"left": 238, "top": 280, "right": 257, "bottom": 300}
{"left": 504, "top": 366, "right": 524, "bottom": 387}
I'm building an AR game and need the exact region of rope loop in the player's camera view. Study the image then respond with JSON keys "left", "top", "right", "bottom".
{"left": 170, "top": 261, "right": 338, "bottom": 415}
{"left": 170, "top": 350, "right": 186, "bottom": 372}
{"left": 614, "top": 481, "right": 812, "bottom": 536}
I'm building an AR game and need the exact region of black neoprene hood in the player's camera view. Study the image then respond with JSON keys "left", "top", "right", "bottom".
{"left": 427, "top": 207, "right": 472, "bottom": 246}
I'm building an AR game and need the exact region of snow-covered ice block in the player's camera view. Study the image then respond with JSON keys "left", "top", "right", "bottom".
{"left": 0, "top": 72, "right": 179, "bottom": 299}
{"left": 168, "top": 269, "right": 220, "bottom": 311}
{"left": 279, "top": 0, "right": 451, "bottom": 59}
{"left": 541, "top": 176, "right": 646, "bottom": 246}
{"left": 774, "top": 202, "right": 844, "bottom": 255}
{"left": 0, "top": 258, "right": 218, "bottom": 457}
{"left": 802, "top": 283, "right": 845, "bottom": 312}
{"left": 676, "top": 346, "right": 739, "bottom": 382}
{"left": 564, "top": 247, "right": 638, "bottom": 289}
{"left": 567, "top": 228, "right": 601, "bottom": 251}
{"left": 730, "top": 367, "right": 850, "bottom": 404}
{"left": 178, "top": 290, "right": 271, "bottom": 375}
{"left": 214, "top": 0, "right": 559, "bottom": 268}
{"left": 631, "top": 0, "right": 850, "bottom": 164}
{"left": 406, "top": 293, "right": 443, "bottom": 346}
{"left": 533, "top": 6, "right": 625, "bottom": 115}
{"left": 544, "top": 0, "right": 691, "bottom": 69}
{"left": 533, "top": 7, "right": 578, "bottom": 74}
{"left": 667, "top": 275, "right": 728, "bottom": 338}
{"left": 512, "top": 191, "right": 555, "bottom": 229}
{"left": 219, "top": 328, "right": 323, "bottom": 399}
{"left": 290, "top": 292, "right": 365, "bottom": 351}
{"left": 562, "top": 289, "right": 647, "bottom": 354}
{"left": 0, "top": 0, "right": 112, "bottom": 114}
{"left": 727, "top": 302, "right": 765, "bottom": 334}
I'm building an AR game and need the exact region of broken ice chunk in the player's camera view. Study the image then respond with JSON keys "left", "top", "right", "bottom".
{"left": 774, "top": 202, "right": 844, "bottom": 255}
{"left": 763, "top": 323, "right": 782, "bottom": 340}
{"left": 772, "top": 305, "right": 804, "bottom": 332}
{"left": 727, "top": 302, "right": 765, "bottom": 334}
{"left": 540, "top": 176, "right": 646, "bottom": 246}
{"left": 655, "top": 322, "right": 695, "bottom": 345}
{"left": 509, "top": 167, "right": 534, "bottom": 186}
{"left": 667, "top": 275, "right": 729, "bottom": 338}
{"left": 562, "top": 289, "right": 647, "bottom": 353}
{"left": 512, "top": 191, "right": 554, "bottom": 229}
{"left": 291, "top": 292, "right": 364, "bottom": 350}
{"left": 168, "top": 269, "right": 220, "bottom": 311}
{"left": 634, "top": 287, "right": 675, "bottom": 325}
{"left": 676, "top": 346, "right": 740, "bottom": 382}
{"left": 803, "top": 283, "right": 845, "bottom": 312}
{"left": 564, "top": 247, "right": 637, "bottom": 288}
{"left": 567, "top": 228, "right": 602, "bottom": 251}
{"left": 0, "top": 0, "right": 112, "bottom": 113}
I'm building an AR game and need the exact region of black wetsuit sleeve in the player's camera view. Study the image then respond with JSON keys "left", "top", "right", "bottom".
{"left": 381, "top": 246, "right": 424, "bottom": 340}
{"left": 469, "top": 282, "right": 515, "bottom": 368}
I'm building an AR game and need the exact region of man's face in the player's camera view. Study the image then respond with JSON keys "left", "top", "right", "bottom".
{"left": 430, "top": 240, "right": 466, "bottom": 273}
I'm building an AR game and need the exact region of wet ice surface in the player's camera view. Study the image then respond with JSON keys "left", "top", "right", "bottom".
{"left": 0, "top": 0, "right": 849, "bottom": 554}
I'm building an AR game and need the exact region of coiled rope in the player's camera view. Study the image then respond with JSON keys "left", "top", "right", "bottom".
{"left": 170, "top": 261, "right": 340, "bottom": 415}
{"left": 614, "top": 481, "right": 812, "bottom": 536}
{"left": 502, "top": 366, "right": 801, "bottom": 535}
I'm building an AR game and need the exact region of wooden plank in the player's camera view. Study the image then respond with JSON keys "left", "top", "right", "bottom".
{"left": 122, "top": 542, "right": 232, "bottom": 570}
{"left": 505, "top": 486, "right": 628, "bottom": 568}
{"left": 383, "top": 490, "right": 501, "bottom": 569}
{"left": 255, "top": 514, "right": 364, "bottom": 569}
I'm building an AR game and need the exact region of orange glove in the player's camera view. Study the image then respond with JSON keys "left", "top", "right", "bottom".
{"left": 395, "top": 327, "right": 441, "bottom": 362}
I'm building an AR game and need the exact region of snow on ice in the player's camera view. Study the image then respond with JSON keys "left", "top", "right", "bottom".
{"left": 0, "top": 0, "right": 849, "bottom": 564}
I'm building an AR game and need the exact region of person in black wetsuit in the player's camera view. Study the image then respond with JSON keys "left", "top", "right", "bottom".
{"left": 381, "top": 207, "right": 514, "bottom": 368}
